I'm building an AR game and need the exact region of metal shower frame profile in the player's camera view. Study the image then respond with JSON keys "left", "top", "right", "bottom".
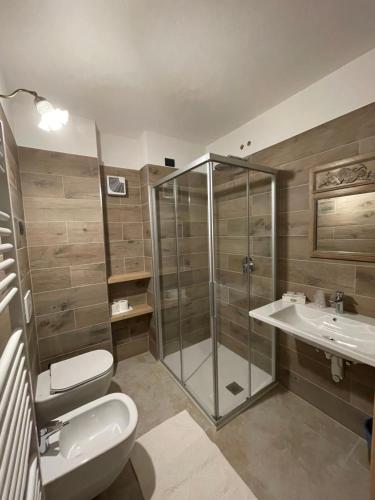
{"left": 149, "top": 152, "right": 278, "bottom": 427}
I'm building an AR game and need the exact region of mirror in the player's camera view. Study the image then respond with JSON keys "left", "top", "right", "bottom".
{"left": 310, "top": 153, "right": 375, "bottom": 262}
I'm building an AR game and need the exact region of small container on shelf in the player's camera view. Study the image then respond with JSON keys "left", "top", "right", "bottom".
{"left": 282, "top": 291, "right": 306, "bottom": 304}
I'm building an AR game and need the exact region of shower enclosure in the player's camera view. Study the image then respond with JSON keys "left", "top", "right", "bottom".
{"left": 151, "top": 153, "right": 277, "bottom": 426}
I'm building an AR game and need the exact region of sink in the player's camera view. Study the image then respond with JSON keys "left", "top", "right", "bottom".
{"left": 249, "top": 299, "right": 375, "bottom": 367}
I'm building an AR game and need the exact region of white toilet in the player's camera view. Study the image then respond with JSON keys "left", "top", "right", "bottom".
{"left": 40, "top": 393, "right": 138, "bottom": 500}
{"left": 35, "top": 349, "right": 114, "bottom": 425}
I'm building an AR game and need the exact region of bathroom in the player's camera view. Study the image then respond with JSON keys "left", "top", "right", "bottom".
{"left": 1, "top": 2, "right": 375, "bottom": 499}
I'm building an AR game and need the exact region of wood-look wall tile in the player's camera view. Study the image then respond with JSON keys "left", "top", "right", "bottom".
{"left": 114, "top": 336, "right": 149, "bottom": 361}
{"left": 24, "top": 198, "right": 102, "bottom": 222}
{"left": 141, "top": 203, "right": 150, "bottom": 222}
{"left": 75, "top": 303, "right": 109, "bottom": 329}
{"left": 279, "top": 211, "right": 310, "bottom": 236}
{"left": 34, "top": 283, "right": 108, "bottom": 315}
{"left": 40, "top": 340, "right": 112, "bottom": 370}
{"left": 67, "top": 222, "right": 104, "bottom": 243}
{"left": 120, "top": 185, "right": 141, "bottom": 205}
{"left": 29, "top": 243, "right": 105, "bottom": 269}
{"left": 125, "top": 257, "right": 145, "bottom": 272}
{"left": 63, "top": 176, "right": 100, "bottom": 199}
{"left": 108, "top": 239, "right": 144, "bottom": 259}
{"left": 279, "top": 346, "right": 351, "bottom": 401}
{"left": 250, "top": 275, "right": 273, "bottom": 300}
{"left": 108, "top": 257, "right": 125, "bottom": 276}
{"left": 39, "top": 322, "right": 111, "bottom": 360}
{"left": 359, "top": 135, "right": 375, "bottom": 154}
{"left": 106, "top": 222, "right": 123, "bottom": 241}
{"left": 280, "top": 259, "right": 356, "bottom": 291}
{"left": 249, "top": 215, "right": 272, "bottom": 236}
{"left": 36, "top": 310, "right": 75, "bottom": 338}
{"left": 349, "top": 380, "right": 374, "bottom": 415}
{"left": 26, "top": 222, "right": 67, "bottom": 246}
{"left": 252, "top": 192, "right": 271, "bottom": 216}
{"left": 279, "top": 185, "right": 309, "bottom": 213}
{"left": 19, "top": 147, "right": 99, "bottom": 177}
{"left": 21, "top": 172, "right": 64, "bottom": 198}
{"left": 70, "top": 262, "right": 106, "bottom": 286}
{"left": 123, "top": 223, "right": 143, "bottom": 240}
{"left": 356, "top": 266, "right": 375, "bottom": 298}
{"left": 216, "top": 197, "right": 247, "bottom": 219}
{"left": 277, "top": 142, "right": 359, "bottom": 189}
{"left": 252, "top": 236, "right": 272, "bottom": 257}
{"left": 143, "top": 221, "right": 151, "bottom": 239}
{"left": 217, "top": 236, "right": 247, "bottom": 255}
{"left": 279, "top": 236, "right": 309, "bottom": 259}
{"left": 107, "top": 205, "right": 142, "bottom": 223}
{"left": 180, "top": 236, "right": 208, "bottom": 254}
{"left": 31, "top": 267, "right": 71, "bottom": 293}
{"left": 277, "top": 367, "right": 368, "bottom": 435}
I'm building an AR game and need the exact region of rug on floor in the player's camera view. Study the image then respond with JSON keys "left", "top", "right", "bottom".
{"left": 130, "top": 410, "right": 257, "bottom": 500}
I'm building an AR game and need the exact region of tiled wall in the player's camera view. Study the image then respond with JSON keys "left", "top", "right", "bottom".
{"left": 0, "top": 108, "right": 39, "bottom": 390}
{"left": 19, "top": 147, "right": 111, "bottom": 369}
{"left": 249, "top": 102, "right": 375, "bottom": 435}
{"left": 101, "top": 165, "right": 150, "bottom": 360}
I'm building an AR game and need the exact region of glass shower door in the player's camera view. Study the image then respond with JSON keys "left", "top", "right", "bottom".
{"left": 154, "top": 181, "right": 181, "bottom": 379}
{"left": 212, "top": 164, "right": 251, "bottom": 418}
{"left": 175, "top": 165, "right": 213, "bottom": 415}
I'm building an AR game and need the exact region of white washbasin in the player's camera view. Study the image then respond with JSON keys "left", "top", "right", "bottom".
{"left": 249, "top": 299, "right": 375, "bottom": 367}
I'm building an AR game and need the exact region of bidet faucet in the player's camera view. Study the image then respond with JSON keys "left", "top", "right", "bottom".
{"left": 39, "top": 419, "right": 69, "bottom": 454}
{"left": 330, "top": 290, "right": 344, "bottom": 314}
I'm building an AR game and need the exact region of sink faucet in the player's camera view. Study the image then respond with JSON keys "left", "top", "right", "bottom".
{"left": 39, "top": 419, "right": 69, "bottom": 454}
{"left": 330, "top": 290, "right": 344, "bottom": 314}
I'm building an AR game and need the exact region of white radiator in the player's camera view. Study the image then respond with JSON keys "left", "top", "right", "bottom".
{"left": 0, "top": 329, "right": 42, "bottom": 500}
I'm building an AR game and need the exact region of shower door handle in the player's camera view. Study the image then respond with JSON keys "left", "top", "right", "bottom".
{"left": 242, "top": 256, "right": 255, "bottom": 273}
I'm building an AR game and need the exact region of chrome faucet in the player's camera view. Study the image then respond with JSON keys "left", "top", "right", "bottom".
{"left": 330, "top": 290, "right": 344, "bottom": 314}
{"left": 39, "top": 419, "right": 69, "bottom": 454}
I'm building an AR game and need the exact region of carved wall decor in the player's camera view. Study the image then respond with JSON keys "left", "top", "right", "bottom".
{"left": 310, "top": 152, "right": 375, "bottom": 262}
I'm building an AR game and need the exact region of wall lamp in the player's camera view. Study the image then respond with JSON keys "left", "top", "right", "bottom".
{"left": 0, "top": 88, "right": 69, "bottom": 132}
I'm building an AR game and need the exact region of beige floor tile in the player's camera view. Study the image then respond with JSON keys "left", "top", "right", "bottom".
{"left": 101, "top": 352, "right": 370, "bottom": 500}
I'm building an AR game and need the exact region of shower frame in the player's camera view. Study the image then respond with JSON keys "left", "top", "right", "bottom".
{"left": 150, "top": 152, "right": 278, "bottom": 427}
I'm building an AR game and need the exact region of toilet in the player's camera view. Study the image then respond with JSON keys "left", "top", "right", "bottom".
{"left": 40, "top": 393, "right": 138, "bottom": 500}
{"left": 35, "top": 349, "right": 114, "bottom": 425}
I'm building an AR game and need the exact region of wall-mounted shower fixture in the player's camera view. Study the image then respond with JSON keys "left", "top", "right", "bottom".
{"left": 0, "top": 88, "right": 69, "bottom": 131}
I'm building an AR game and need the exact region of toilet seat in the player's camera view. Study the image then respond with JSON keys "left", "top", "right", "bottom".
{"left": 50, "top": 350, "right": 113, "bottom": 394}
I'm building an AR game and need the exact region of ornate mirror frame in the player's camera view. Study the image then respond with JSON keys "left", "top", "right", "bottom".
{"left": 310, "top": 152, "right": 375, "bottom": 262}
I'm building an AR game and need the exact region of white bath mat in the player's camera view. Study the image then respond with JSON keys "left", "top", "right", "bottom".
{"left": 131, "top": 410, "right": 257, "bottom": 500}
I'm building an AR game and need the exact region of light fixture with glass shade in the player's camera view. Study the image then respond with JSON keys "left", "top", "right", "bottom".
{"left": 0, "top": 88, "right": 69, "bottom": 131}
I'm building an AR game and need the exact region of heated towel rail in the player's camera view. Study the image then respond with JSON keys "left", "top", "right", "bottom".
{"left": 0, "top": 330, "right": 42, "bottom": 500}
{"left": 0, "top": 119, "right": 42, "bottom": 499}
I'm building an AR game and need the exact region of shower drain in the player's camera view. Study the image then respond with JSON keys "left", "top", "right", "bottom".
{"left": 226, "top": 382, "right": 244, "bottom": 395}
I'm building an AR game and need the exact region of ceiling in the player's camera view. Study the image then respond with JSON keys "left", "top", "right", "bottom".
{"left": 1, "top": 0, "right": 375, "bottom": 143}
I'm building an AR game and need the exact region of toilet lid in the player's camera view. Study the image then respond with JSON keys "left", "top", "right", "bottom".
{"left": 50, "top": 350, "right": 113, "bottom": 393}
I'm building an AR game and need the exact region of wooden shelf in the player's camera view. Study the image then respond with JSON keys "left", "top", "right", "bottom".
{"left": 108, "top": 271, "right": 152, "bottom": 285}
{"left": 111, "top": 303, "right": 153, "bottom": 323}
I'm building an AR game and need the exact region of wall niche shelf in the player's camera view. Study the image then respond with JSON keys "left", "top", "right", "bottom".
{"left": 107, "top": 271, "right": 152, "bottom": 284}
{"left": 110, "top": 303, "right": 153, "bottom": 323}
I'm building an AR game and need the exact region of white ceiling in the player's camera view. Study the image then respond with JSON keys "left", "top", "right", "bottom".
{"left": 1, "top": 0, "right": 375, "bottom": 143}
